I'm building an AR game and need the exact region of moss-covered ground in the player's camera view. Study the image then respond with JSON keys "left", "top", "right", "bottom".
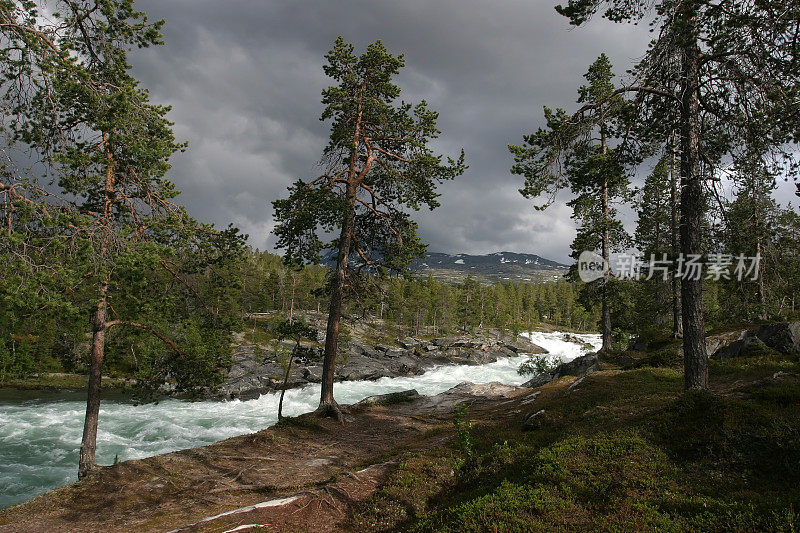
{"left": 348, "top": 347, "right": 800, "bottom": 532}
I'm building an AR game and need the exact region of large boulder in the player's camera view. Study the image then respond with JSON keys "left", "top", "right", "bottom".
{"left": 755, "top": 322, "right": 800, "bottom": 356}
{"left": 521, "top": 353, "right": 598, "bottom": 388}
{"left": 705, "top": 329, "right": 749, "bottom": 357}
{"left": 357, "top": 389, "right": 421, "bottom": 406}
{"left": 708, "top": 322, "right": 800, "bottom": 359}
{"left": 558, "top": 353, "right": 599, "bottom": 376}
{"left": 502, "top": 338, "right": 548, "bottom": 354}
{"left": 713, "top": 337, "right": 768, "bottom": 360}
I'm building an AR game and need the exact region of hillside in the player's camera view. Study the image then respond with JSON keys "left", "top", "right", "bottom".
{"left": 411, "top": 252, "right": 568, "bottom": 283}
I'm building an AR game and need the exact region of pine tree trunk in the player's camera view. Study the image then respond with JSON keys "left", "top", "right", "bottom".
{"left": 679, "top": 15, "right": 709, "bottom": 391}
{"left": 79, "top": 278, "right": 108, "bottom": 479}
{"left": 756, "top": 238, "right": 766, "bottom": 320}
{"left": 318, "top": 95, "right": 364, "bottom": 418}
{"left": 601, "top": 126, "right": 612, "bottom": 353}
{"left": 79, "top": 133, "right": 116, "bottom": 478}
{"left": 319, "top": 187, "right": 355, "bottom": 417}
{"left": 670, "top": 134, "right": 683, "bottom": 338}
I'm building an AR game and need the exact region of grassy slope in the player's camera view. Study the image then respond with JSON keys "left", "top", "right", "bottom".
{"left": 347, "top": 344, "right": 800, "bottom": 532}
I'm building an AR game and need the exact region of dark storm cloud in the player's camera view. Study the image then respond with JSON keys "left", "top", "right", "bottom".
{"left": 129, "top": 0, "right": 656, "bottom": 263}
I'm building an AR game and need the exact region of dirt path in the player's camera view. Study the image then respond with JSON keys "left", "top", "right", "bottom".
{"left": 0, "top": 382, "right": 532, "bottom": 533}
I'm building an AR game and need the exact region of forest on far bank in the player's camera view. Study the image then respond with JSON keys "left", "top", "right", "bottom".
{"left": 4, "top": 235, "right": 799, "bottom": 386}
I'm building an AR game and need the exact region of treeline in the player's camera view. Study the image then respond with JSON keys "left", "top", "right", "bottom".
{"left": 624, "top": 156, "right": 800, "bottom": 342}
{"left": 511, "top": 48, "right": 800, "bottom": 358}
{"left": 2, "top": 243, "right": 593, "bottom": 381}
{"left": 240, "top": 249, "right": 594, "bottom": 335}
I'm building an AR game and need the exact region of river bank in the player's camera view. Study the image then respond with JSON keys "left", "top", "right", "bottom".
{"left": 0, "top": 331, "right": 601, "bottom": 511}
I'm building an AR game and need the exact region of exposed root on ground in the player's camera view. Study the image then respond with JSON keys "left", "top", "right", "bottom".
{"left": 315, "top": 400, "right": 344, "bottom": 422}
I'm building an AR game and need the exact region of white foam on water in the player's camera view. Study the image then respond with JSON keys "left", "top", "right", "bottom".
{"left": 0, "top": 330, "right": 599, "bottom": 509}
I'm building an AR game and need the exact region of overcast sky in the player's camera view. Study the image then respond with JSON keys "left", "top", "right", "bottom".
{"left": 128, "top": 0, "right": 797, "bottom": 264}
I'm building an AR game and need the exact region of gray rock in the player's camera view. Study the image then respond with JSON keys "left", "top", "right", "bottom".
{"left": 432, "top": 336, "right": 460, "bottom": 348}
{"left": 713, "top": 336, "right": 766, "bottom": 360}
{"left": 451, "top": 338, "right": 481, "bottom": 349}
{"left": 302, "top": 367, "right": 322, "bottom": 383}
{"left": 520, "top": 391, "right": 541, "bottom": 405}
{"left": 397, "top": 338, "right": 422, "bottom": 350}
{"left": 708, "top": 322, "right": 800, "bottom": 359}
{"left": 706, "top": 329, "right": 749, "bottom": 356}
{"left": 521, "top": 353, "right": 599, "bottom": 389}
{"left": 235, "top": 389, "right": 263, "bottom": 401}
{"left": 503, "top": 338, "right": 548, "bottom": 354}
{"left": 755, "top": 321, "right": 800, "bottom": 356}
{"left": 558, "top": 353, "right": 599, "bottom": 377}
{"left": 357, "top": 389, "right": 421, "bottom": 406}
{"left": 523, "top": 409, "right": 547, "bottom": 430}
{"left": 521, "top": 373, "right": 554, "bottom": 388}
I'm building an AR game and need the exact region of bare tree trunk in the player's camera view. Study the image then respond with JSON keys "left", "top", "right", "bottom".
{"left": 277, "top": 344, "right": 295, "bottom": 421}
{"left": 78, "top": 278, "right": 108, "bottom": 479}
{"left": 600, "top": 126, "right": 612, "bottom": 353}
{"left": 670, "top": 133, "right": 683, "bottom": 338}
{"left": 679, "top": 17, "right": 709, "bottom": 391}
{"left": 278, "top": 283, "right": 299, "bottom": 420}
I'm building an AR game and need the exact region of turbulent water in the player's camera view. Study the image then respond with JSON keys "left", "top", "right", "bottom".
{"left": 0, "top": 330, "right": 600, "bottom": 510}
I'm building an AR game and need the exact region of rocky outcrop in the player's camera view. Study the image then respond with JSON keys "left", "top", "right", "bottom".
{"left": 218, "top": 334, "right": 547, "bottom": 400}
{"left": 708, "top": 321, "right": 800, "bottom": 360}
{"left": 520, "top": 353, "right": 599, "bottom": 389}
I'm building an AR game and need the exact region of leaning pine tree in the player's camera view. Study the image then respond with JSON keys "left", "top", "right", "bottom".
{"left": 273, "top": 37, "right": 465, "bottom": 419}
{"left": 2, "top": 0, "right": 244, "bottom": 478}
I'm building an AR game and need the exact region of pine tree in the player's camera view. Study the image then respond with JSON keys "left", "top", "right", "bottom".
{"left": 273, "top": 38, "right": 464, "bottom": 418}
{"left": 510, "top": 54, "right": 630, "bottom": 352}
{"left": 1, "top": 0, "right": 244, "bottom": 478}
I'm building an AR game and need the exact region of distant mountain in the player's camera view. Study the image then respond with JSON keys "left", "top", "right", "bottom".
{"left": 411, "top": 251, "right": 569, "bottom": 283}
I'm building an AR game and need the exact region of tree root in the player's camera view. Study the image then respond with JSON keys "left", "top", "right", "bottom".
{"left": 314, "top": 400, "right": 344, "bottom": 422}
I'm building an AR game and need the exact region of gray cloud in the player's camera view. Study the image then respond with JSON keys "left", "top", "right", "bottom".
{"left": 128, "top": 0, "right": 661, "bottom": 263}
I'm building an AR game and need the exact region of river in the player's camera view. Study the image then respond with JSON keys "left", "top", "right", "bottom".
{"left": 0, "top": 330, "right": 600, "bottom": 510}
